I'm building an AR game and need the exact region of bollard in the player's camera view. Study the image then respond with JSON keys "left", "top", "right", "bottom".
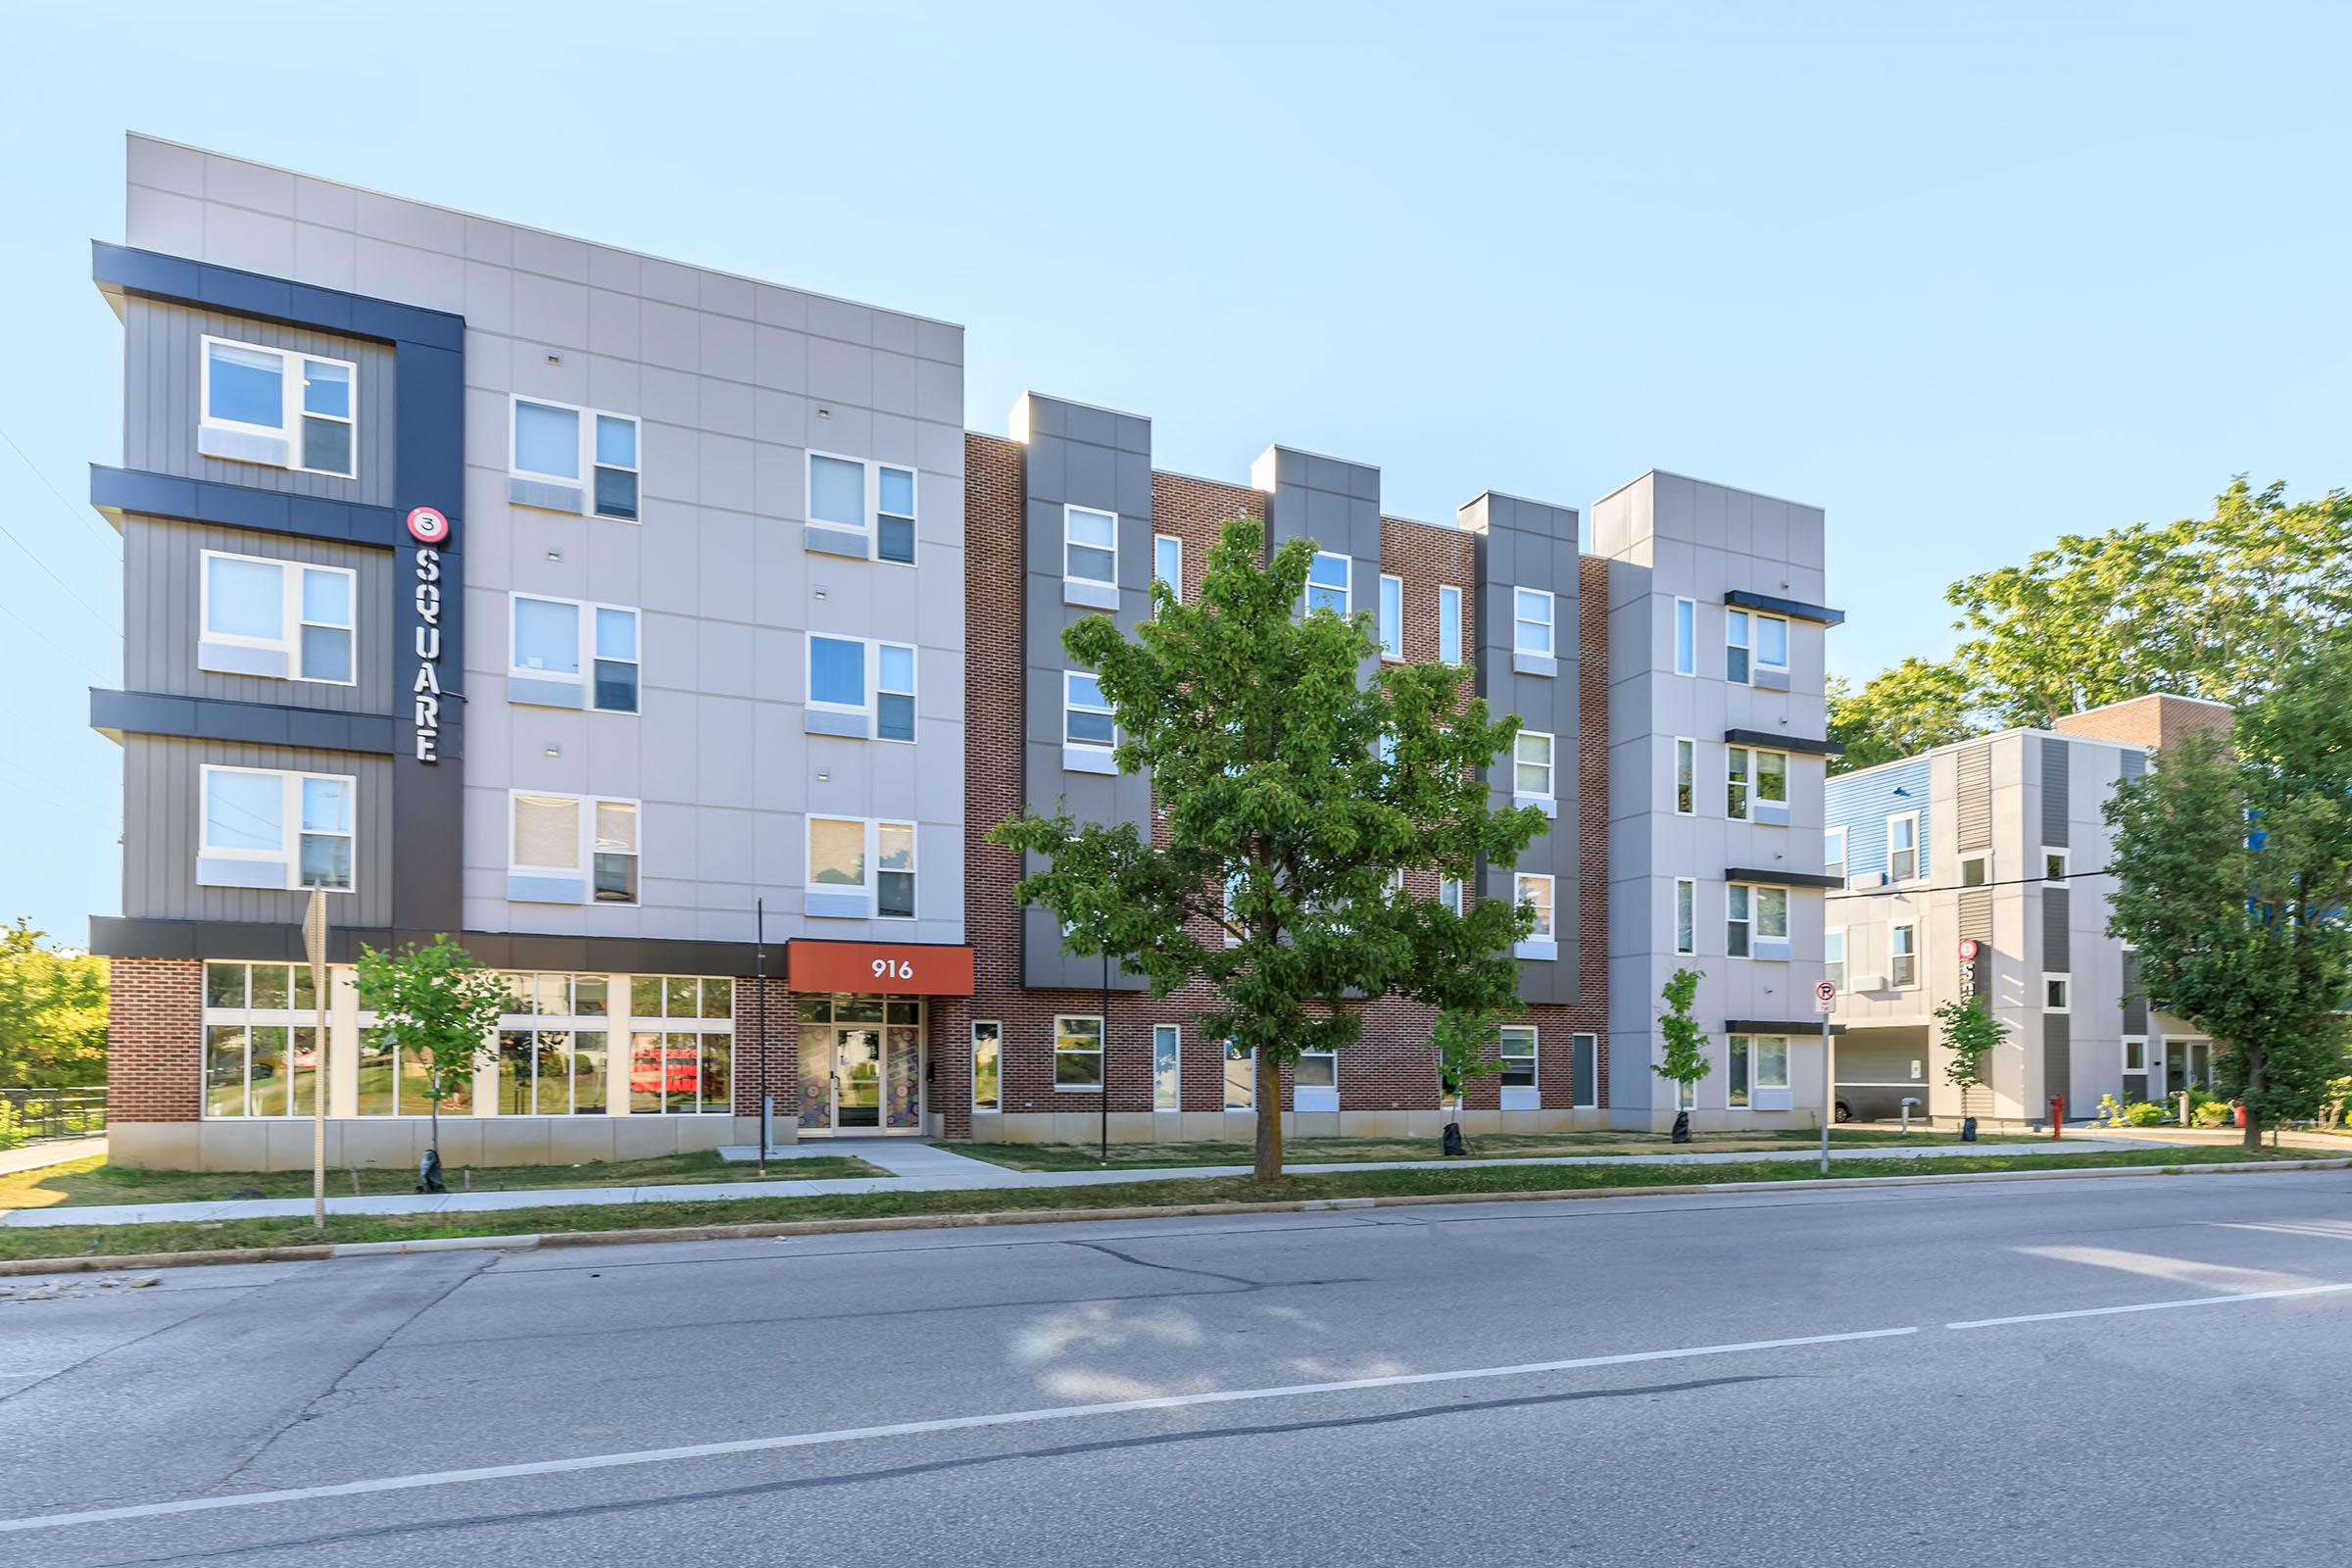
{"left": 2049, "top": 1095, "right": 2065, "bottom": 1140}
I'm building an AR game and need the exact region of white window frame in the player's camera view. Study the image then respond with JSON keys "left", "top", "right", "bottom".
{"left": 1064, "top": 669, "right": 1116, "bottom": 754}
{"left": 1054, "top": 1014, "right": 1104, "bottom": 1092}
{"left": 1960, "top": 854, "right": 1989, "bottom": 887}
{"left": 1825, "top": 926, "right": 1846, "bottom": 988}
{"left": 806, "top": 815, "right": 918, "bottom": 920}
{"left": 1295, "top": 1044, "right": 1339, "bottom": 1098}
{"left": 1727, "top": 884, "right": 1786, "bottom": 956}
{"left": 1727, "top": 746, "right": 1753, "bottom": 821}
{"left": 2043, "top": 847, "right": 2070, "bottom": 884}
{"left": 1890, "top": 921, "right": 1918, "bottom": 988}
{"left": 199, "top": 334, "right": 359, "bottom": 478}
{"left": 1675, "top": 877, "right": 1695, "bottom": 956}
{"left": 1378, "top": 573, "right": 1404, "bottom": 661}
{"left": 1064, "top": 504, "right": 1118, "bottom": 587}
{"left": 808, "top": 450, "right": 918, "bottom": 564}
{"left": 1152, "top": 533, "right": 1183, "bottom": 601}
{"left": 509, "top": 790, "right": 640, "bottom": 906}
{"left": 971, "top": 1020, "right": 1002, "bottom": 1112}
{"left": 1825, "top": 825, "right": 1848, "bottom": 884}
{"left": 1439, "top": 584, "right": 1463, "bottom": 665}
{"left": 1887, "top": 811, "right": 1921, "bottom": 883}
{"left": 199, "top": 764, "right": 357, "bottom": 893}
{"left": 1223, "top": 1040, "right": 1255, "bottom": 1110}
{"left": 1514, "top": 730, "right": 1556, "bottom": 802}
{"left": 199, "top": 550, "right": 357, "bottom": 686}
{"left": 2123, "top": 1036, "right": 2146, "bottom": 1073}
{"left": 1152, "top": 1023, "right": 1181, "bottom": 1112}
{"left": 510, "top": 395, "right": 641, "bottom": 521}
{"left": 1675, "top": 737, "right": 1696, "bottom": 815}
{"left": 1515, "top": 872, "right": 1555, "bottom": 940}
{"left": 1498, "top": 1025, "right": 1538, "bottom": 1090}
{"left": 1439, "top": 877, "right": 1464, "bottom": 916}
{"left": 1753, "top": 612, "right": 1790, "bottom": 672}
{"left": 2044, "top": 974, "right": 2071, "bottom": 1012}
{"left": 806, "top": 633, "right": 916, "bottom": 741}
{"left": 1306, "top": 551, "right": 1351, "bottom": 617}
{"left": 1673, "top": 596, "right": 1696, "bottom": 675}
{"left": 1726, "top": 608, "right": 1751, "bottom": 683}
{"left": 509, "top": 593, "right": 640, "bottom": 713}
{"left": 1514, "top": 586, "right": 1554, "bottom": 657}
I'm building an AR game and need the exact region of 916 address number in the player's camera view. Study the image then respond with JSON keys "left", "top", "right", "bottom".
{"left": 870, "top": 957, "right": 914, "bottom": 980}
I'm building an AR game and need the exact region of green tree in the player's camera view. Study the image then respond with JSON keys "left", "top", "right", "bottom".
{"left": 1652, "top": 967, "right": 1710, "bottom": 1122}
{"left": 991, "top": 515, "right": 1546, "bottom": 1182}
{"left": 0, "top": 919, "right": 109, "bottom": 1089}
{"left": 2105, "top": 633, "right": 2352, "bottom": 1148}
{"left": 1827, "top": 659, "right": 1983, "bottom": 775}
{"left": 354, "top": 935, "right": 508, "bottom": 1169}
{"left": 1935, "top": 994, "right": 2005, "bottom": 1126}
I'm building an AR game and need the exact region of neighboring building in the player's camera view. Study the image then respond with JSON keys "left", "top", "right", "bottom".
{"left": 90, "top": 136, "right": 1836, "bottom": 1166}
{"left": 1823, "top": 693, "right": 2231, "bottom": 1125}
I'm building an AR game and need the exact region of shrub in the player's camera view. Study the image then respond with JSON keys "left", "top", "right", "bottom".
{"left": 2192, "top": 1100, "right": 2234, "bottom": 1128}
{"left": 0, "top": 1099, "right": 23, "bottom": 1152}
{"left": 2123, "top": 1100, "right": 2172, "bottom": 1127}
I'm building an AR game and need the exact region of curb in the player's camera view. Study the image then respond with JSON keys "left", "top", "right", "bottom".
{"left": 3, "top": 1156, "right": 2345, "bottom": 1278}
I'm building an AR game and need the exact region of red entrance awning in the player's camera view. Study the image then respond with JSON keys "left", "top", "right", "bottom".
{"left": 785, "top": 939, "right": 975, "bottom": 997}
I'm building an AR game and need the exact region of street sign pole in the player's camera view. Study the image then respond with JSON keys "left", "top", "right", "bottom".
{"left": 303, "top": 889, "right": 329, "bottom": 1231}
{"left": 1814, "top": 979, "right": 1838, "bottom": 1176}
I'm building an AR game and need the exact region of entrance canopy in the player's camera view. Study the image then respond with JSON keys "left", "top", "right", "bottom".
{"left": 785, "top": 939, "right": 974, "bottom": 996}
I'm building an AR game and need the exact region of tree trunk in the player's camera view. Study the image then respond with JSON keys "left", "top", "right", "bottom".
{"left": 1253, "top": 1052, "right": 1283, "bottom": 1183}
{"left": 2243, "top": 1048, "right": 2266, "bottom": 1151}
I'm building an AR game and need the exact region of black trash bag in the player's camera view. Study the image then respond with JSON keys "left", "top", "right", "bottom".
{"left": 1671, "top": 1110, "right": 1691, "bottom": 1145}
{"left": 1960, "top": 1116, "right": 1978, "bottom": 1144}
{"left": 418, "top": 1148, "right": 448, "bottom": 1194}
{"left": 1441, "top": 1122, "right": 1467, "bottom": 1157}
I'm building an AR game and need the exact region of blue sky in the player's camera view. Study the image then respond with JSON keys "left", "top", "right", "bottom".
{"left": 2, "top": 1, "right": 2346, "bottom": 943}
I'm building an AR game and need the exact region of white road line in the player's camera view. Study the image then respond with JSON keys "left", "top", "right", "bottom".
{"left": 0, "top": 1325, "right": 1919, "bottom": 1535}
{"left": 1948, "top": 1280, "right": 2352, "bottom": 1329}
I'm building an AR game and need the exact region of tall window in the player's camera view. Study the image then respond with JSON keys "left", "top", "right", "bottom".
{"left": 1675, "top": 878, "right": 1695, "bottom": 955}
{"left": 200, "top": 766, "right": 354, "bottom": 892}
{"left": 1674, "top": 597, "right": 1695, "bottom": 675}
{"left": 1825, "top": 826, "right": 1848, "bottom": 884}
{"left": 1054, "top": 1015, "right": 1104, "bottom": 1089}
{"left": 1516, "top": 873, "right": 1554, "bottom": 940}
{"left": 1675, "top": 738, "right": 1695, "bottom": 814}
{"left": 1887, "top": 813, "right": 1920, "bottom": 882}
{"left": 1378, "top": 574, "right": 1403, "bottom": 659}
{"left": 1152, "top": 1024, "right": 1181, "bottom": 1111}
{"left": 1439, "top": 877, "right": 1463, "bottom": 915}
{"left": 511, "top": 595, "right": 641, "bottom": 713}
{"left": 1825, "top": 928, "right": 1846, "bottom": 988}
{"left": 972, "top": 1022, "right": 1002, "bottom": 1111}
{"left": 877, "top": 644, "right": 915, "bottom": 743}
{"left": 497, "top": 973, "right": 614, "bottom": 1117}
{"left": 202, "top": 960, "right": 326, "bottom": 1119}
{"left": 1891, "top": 922, "right": 1918, "bottom": 987}
{"left": 1514, "top": 587, "right": 1553, "bottom": 657}
{"left": 1728, "top": 1033, "right": 1749, "bottom": 1107}
{"left": 625, "top": 977, "right": 734, "bottom": 1115}
{"left": 1223, "top": 1041, "right": 1254, "bottom": 1109}
{"left": 1153, "top": 534, "right": 1183, "bottom": 600}
{"left": 200, "top": 552, "right": 355, "bottom": 685}
{"left": 1499, "top": 1025, "right": 1537, "bottom": 1089}
{"left": 1439, "top": 584, "right": 1463, "bottom": 665}
{"left": 1514, "top": 731, "right": 1555, "bottom": 799}
{"left": 1307, "top": 552, "right": 1351, "bottom": 615}
{"left": 1065, "top": 671, "right": 1115, "bottom": 752}
{"left": 512, "top": 397, "right": 640, "bottom": 520}
{"left": 1726, "top": 609, "right": 1752, "bottom": 684}
{"left": 201, "top": 336, "right": 358, "bottom": 477}
{"left": 1727, "top": 746, "right": 1753, "bottom": 820}
{"left": 1065, "top": 506, "right": 1117, "bottom": 586}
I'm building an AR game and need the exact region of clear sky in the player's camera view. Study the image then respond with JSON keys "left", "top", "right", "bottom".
{"left": 1, "top": 1, "right": 2345, "bottom": 943}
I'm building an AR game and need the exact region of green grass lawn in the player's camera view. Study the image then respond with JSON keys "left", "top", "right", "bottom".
{"left": 0, "top": 1145, "right": 2323, "bottom": 1265}
{"left": 0, "top": 1151, "right": 884, "bottom": 1210}
{"left": 953, "top": 1127, "right": 1982, "bottom": 1172}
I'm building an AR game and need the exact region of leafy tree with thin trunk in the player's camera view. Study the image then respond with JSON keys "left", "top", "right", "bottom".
{"left": 355, "top": 935, "right": 508, "bottom": 1178}
{"left": 0, "top": 919, "right": 108, "bottom": 1089}
{"left": 1935, "top": 995, "right": 2004, "bottom": 1125}
{"left": 2105, "top": 633, "right": 2352, "bottom": 1149}
{"left": 1828, "top": 660, "right": 1984, "bottom": 775}
{"left": 991, "top": 516, "right": 1546, "bottom": 1182}
{"left": 1653, "top": 967, "right": 1710, "bottom": 1118}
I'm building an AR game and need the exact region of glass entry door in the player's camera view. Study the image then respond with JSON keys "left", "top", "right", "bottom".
{"left": 835, "top": 1028, "right": 883, "bottom": 1129}
{"left": 795, "top": 995, "right": 925, "bottom": 1135}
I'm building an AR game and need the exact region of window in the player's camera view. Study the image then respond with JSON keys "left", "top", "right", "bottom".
{"left": 1727, "top": 747, "right": 1751, "bottom": 820}
{"left": 510, "top": 792, "right": 638, "bottom": 905}
{"left": 807, "top": 634, "right": 917, "bottom": 741}
{"left": 1960, "top": 855, "right": 1988, "bottom": 887}
{"left": 1378, "top": 574, "right": 1403, "bottom": 660}
{"left": 1676, "top": 738, "right": 1696, "bottom": 814}
{"left": 1573, "top": 1033, "right": 1598, "bottom": 1108}
{"left": 510, "top": 595, "right": 641, "bottom": 713}
{"left": 496, "top": 973, "right": 614, "bottom": 1117}
{"left": 1887, "top": 812, "right": 1920, "bottom": 882}
{"left": 1755, "top": 613, "right": 1789, "bottom": 670}
{"left": 1307, "top": 552, "right": 1350, "bottom": 616}
{"left": 1675, "top": 878, "right": 1695, "bottom": 955}
{"left": 1729, "top": 1034, "right": 1790, "bottom": 1107}
{"left": 1439, "top": 878, "right": 1463, "bottom": 916}
{"left": 1890, "top": 922, "right": 1917, "bottom": 987}
{"left": 200, "top": 765, "right": 355, "bottom": 892}
{"left": 200, "top": 552, "right": 356, "bottom": 684}
{"left": 1825, "top": 826, "right": 1848, "bottom": 884}
{"left": 624, "top": 977, "right": 734, "bottom": 1115}
{"left": 1296, "top": 1046, "right": 1337, "bottom": 1093}
{"left": 2044, "top": 975, "right": 2071, "bottom": 1011}
{"left": 1825, "top": 928, "right": 1845, "bottom": 988}
{"left": 512, "top": 397, "right": 639, "bottom": 520}
{"left": 1152, "top": 1024, "right": 1181, "bottom": 1111}
{"left": 1757, "top": 751, "right": 1788, "bottom": 809}
{"left": 1516, "top": 873, "right": 1554, "bottom": 940}
{"left": 972, "top": 1022, "right": 1002, "bottom": 1111}
{"left": 1065, "top": 671, "right": 1115, "bottom": 751}
{"left": 808, "top": 452, "right": 918, "bottom": 564}
{"left": 2123, "top": 1037, "right": 2146, "bottom": 1073}
{"left": 1726, "top": 884, "right": 1786, "bottom": 956}
{"left": 2043, "top": 848, "right": 2069, "bottom": 883}
{"left": 1514, "top": 587, "right": 1553, "bottom": 657}
{"left": 1054, "top": 1015, "right": 1103, "bottom": 1090}
{"left": 1439, "top": 584, "right": 1463, "bottom": 665}
{"left": 1674, "top": 597, "right": 1695, "bottom": 675}
{"left": 1153, "top": 534, "right": 1182, "bottom": 600}
{"left": 1727, "top": 609, "right": 1786, "bottom": 682}
{"left": 1065, "top": 505, "right": 1117, "bottom": 586}
{"left": 201, "top": 963, "right": 327, "bottom": 1119}
{"left": 1726, "top": 609, "right": 1750, "bottom": 684}
{"left": 1728, "top": 1033, "right": 1748, "bottom": 1107}
{"left": 201, "top": 336, "right": 357, "bottom": 477}
{"left": 1499, "top": 1025, "right": 1537, "bottom": 1089}
{"left": 1223, "top": 1040, "right": 1254, "bottom": 1109}
{"left": 1756, "top": 1035, "right": 1790, "bottom": 1093}
{"left": 1514, "top": 731, "right": 1555, "bottom": 799}
{"left": 807, "top": 816, "right": 916, "bottom": 919}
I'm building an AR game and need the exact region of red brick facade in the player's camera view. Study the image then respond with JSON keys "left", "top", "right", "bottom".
{"left": 2050, "top": 693, "right": 2233, "bottom": 753}
{"left": 106, "top": 957, "right": 202, "bottom": 1122}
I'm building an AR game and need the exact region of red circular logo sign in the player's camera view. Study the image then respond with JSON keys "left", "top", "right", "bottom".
{"left": 1958, "top": 939, "right": 1982, "bottom": 960}
{"left": 407, "top": 506, "right": 451, "bottom": 544}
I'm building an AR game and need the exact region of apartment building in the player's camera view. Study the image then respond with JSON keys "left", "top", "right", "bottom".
{"left": 1823, "top": 694, "right": 2230, "bottom": 1125}
{"left": 90, "top": 137, "right": 1838, "bottom": 1166}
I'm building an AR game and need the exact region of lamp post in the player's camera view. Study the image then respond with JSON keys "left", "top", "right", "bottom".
{"left": 755, "top": 898, "right": 768, "bottom": 1179}
{"left": 1100, "top": 943, "right": 1110, "bottom": 1168}
{"left": 303, "top": 889, "right": 329, "bottom": 1231}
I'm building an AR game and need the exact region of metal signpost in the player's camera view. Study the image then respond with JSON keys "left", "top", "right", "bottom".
{"left": 1814, "top": 979, "right": 1838, "bottom": 1175}
{"left": 303, "top": 889, "right": 329, "bottom": 1230}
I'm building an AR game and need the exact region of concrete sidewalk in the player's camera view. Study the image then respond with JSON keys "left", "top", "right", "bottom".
{"left": 0, "top": 1137, "right": 106, "bottom": 1178}
{"left": 0, "top": 1137, "right": 2146, "bottom": 1231}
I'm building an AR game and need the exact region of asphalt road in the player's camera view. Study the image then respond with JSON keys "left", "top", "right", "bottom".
{"left": 4, "top": 1170, "right": 2349, "bottom": 1566}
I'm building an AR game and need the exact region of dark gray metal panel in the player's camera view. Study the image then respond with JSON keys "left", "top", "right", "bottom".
{"left": 2044, "top": 1011, "right": 2072, "bottom": 1110}
{"left": 2122, "top": 952, "right": 2148, "bottom": 1035}
{"left": 2040, "top": 736, "right": 2070, "bottom": 848}
{"left": 2122, "top": 1073, "right": 2148, "bottom": 1102}
{"left": 92, "top": 688, "right": 395, "bottom": 755}
{"left": 2043, "top": 886, "right": 2071, "bottom": 972}
{"left": 1462, "top": 491, "right": 1581, "bottom": 1006}
{"left": 1955, "top": 744, "right": 1992, "bottom": 850}
{"left": 122, "top": 514, "right": 396, "bottom": 713}
{"left": 122, "top": 735, "right": 393, "bottom": 929}
{"left": 122, "top": 298, "right": 397, "bottom": 508}
{"left": 1724, "top": 866, "right": 1843, "bottom": 890}
{"left": 92, "top": 465, "right": 410, "bottom": 549}
{"left": 1721, "top": 588, "right": 1844, "bottom": 626}
{"left": 1019, "top": 394, "right": 1153, "bottom": 992}
{"left": 1724, "top": 727, "right": 1841, "bottom": 758}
